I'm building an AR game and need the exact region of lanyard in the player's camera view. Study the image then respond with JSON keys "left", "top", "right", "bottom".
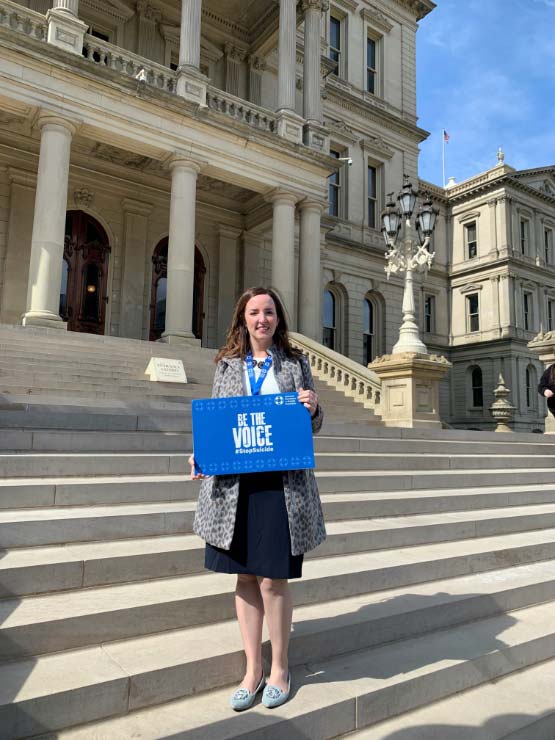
{"left": 246, "top": 353, "right": 272, "bottom": 396}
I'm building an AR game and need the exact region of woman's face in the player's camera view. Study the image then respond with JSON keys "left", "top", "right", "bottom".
{"left": 244, "top": 293, "right": 279, "bottom": 347}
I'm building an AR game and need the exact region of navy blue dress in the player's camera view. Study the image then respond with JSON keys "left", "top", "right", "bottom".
{"left": 205, "top": 471, "right": 304, "bottom": 579}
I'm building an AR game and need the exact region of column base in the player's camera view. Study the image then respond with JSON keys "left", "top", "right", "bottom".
{"left": 369, "top": 352, "right": 452, "bottom": 429}
{"left": 159, "top": 331, "right": 201, "bottom": 346}
{"left": 275, "top": 110, "right": 304, "bottom": 145}
{"left": 22, "top": 311, "right": 67, "bottom": 330}
{"left": 176, "top": 67, "right": 208, "bottom": 106}
{"left": 46, "top": 9, "right": 88, "bottom": 56}
{"left": 303, "top": 122, "right": 330, "bottom": 153}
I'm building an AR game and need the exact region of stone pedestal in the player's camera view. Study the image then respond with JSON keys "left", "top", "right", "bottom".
{"left": 369, "top": 352, "right": 451, "bottom": 429}
{"left": 303, "top": 121, "right": 330, "bottom": 152}
{"left": 275, "top": 111, "right": 304, "bottom": 145}
{"left": 47, "top": 8, "right": 88, "bottom": 56}
{"left": 489, "top": 374, "right": 515, "bottom": 432}
{"left": 176, "top": 68, "right": 208, "bottom": 106}
{"left": 528, "top": 331, "right": 555, "bottom": 433}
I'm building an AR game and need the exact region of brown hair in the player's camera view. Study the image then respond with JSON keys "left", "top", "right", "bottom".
{"left": 215, "top": 286, "right": 301, "bottom": 363}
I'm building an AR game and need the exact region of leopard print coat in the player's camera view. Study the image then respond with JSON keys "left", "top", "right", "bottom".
{"left": 193, "top": 347, "right": 326, "bottom": 556}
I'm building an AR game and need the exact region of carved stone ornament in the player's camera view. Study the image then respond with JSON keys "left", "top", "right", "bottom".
{"left": 370, "top": 352, "right": 450, "bottom": 365}
{"left": 136, "top": 0, "right": 162, "bottom": 22}
{"left": 74, "top": 188, "right": 95, "bottom": 207}
{"left": 92, "top": 143, "right": 152, "bottom": 170}
{"left": 248, "top": 55, "right": 266, "bottom": 71}
{"left": 302, "top": 0, "right": 330, "bottom": 11}
{"left": 224, "top": 43, "right": 246, "bottom": 63}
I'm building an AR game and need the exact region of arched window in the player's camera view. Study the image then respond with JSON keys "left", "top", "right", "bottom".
{"left": 526, "top": 364, "right": 537, "bottom": 409}
{"left": 471, "top": 366, "right": 483, "bottom": 408}
{"left": 363, "top": 298, "right": 375, "bottom": 364}
{"left": 323, "top": 290, "right": 336, "bottom": 350}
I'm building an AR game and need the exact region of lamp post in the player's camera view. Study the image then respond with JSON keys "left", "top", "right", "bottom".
{"left": 381, "top": 176, "right": 439, "bottom": 354}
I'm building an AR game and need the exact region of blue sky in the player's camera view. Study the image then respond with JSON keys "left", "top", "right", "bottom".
{"left": 416, "top": 0, "right": 555, "bottom": 187}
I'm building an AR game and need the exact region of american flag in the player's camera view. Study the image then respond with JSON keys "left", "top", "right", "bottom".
{"left": 443, "top": 129, "right": 450, "bottom": 143}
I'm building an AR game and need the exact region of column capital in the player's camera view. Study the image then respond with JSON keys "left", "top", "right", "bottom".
{"left": 166, "top": 154, "right": 204, "bottom": 174}
{"left": 36, "top": 112, "right": 80, "bottom": 136}
{"left": 265, "top": 189, "right": 302, "bottom": 206}
{"left": 302, "top": 0, "right": 329, "bottom": 12}
{"left": 298, "top": 197, "right": 327, "bottom": 213}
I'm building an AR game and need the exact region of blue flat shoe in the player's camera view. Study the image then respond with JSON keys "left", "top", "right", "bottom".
{"left": 262, "top": 671, "right": 291, "bottom": 708}
{"left": 230, "top": 673, "right": 265, "bottom": 711}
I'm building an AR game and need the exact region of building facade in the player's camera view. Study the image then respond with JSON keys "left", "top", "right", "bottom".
{"left": 2, "top": 1, "right": 553, "bottom": 431}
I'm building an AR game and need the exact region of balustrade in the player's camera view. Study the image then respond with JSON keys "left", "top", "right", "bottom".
{"left": 0, "top": 1, "right": 47, "bottom": 40}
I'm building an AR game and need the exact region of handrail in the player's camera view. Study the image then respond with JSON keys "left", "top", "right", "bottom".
{"left": 206, "top": 88, "right": 276, "bottom": 133}
{"left": 0, "top": 0, "right": 47, "bottom": 40}
{"left": 290, "top": 332, "right": 382, "bottom": 412}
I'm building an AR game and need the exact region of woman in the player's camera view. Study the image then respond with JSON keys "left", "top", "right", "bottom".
{"left": 189, "top": 286, "right": 326, "bottom": 711}
{"left": 538, "top": 363, "right": 555, "bottom": 416}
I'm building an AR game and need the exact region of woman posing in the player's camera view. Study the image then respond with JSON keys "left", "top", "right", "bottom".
{"left": 190, "top": 286, "right": 326, "bottom": 711}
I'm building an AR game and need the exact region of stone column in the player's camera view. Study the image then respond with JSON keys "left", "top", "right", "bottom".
{"left": 47, "top": 0, "right": 88, "bottom": 55}
{"left": 225, "top": 44, "right": 245, "bottom": 98}
{"left": 217, "top": 226, "right": 241, "bottom": 345}
{"left": 176, "top": 0, "right": 207, "bottom": 105}
{"left": 275, "top": 0, "right": 304, "bottom": 144}
{"left": 487, "top": 198, "right": 498, "bottom": 257}
{"left": 161, "top": 157, "right": 201, "bottom": 345}
{"left": 298, "top": 199, "right": 324, "bottom": 340}
{"left": 496, "top": 195, "right": 511, "bottom": 256}
{"left": 23, "top": 115, "right": 77, "bottom": 330}
{"left": 248, "top": 56, "right": 265, "bottom": 106}
{"left": 119, "top": 199, "right": 153, "bottom": 340}
{"left": 269, "top": 191, "right": 298, "bottom": 328}
{"left": 302, "top": 0, "right": 329, "bottom": 151}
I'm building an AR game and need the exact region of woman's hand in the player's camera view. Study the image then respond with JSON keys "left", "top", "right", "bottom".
{"left": 188, "top": 454, "right": 208, "bottom": 480}
{"left": 298, "top": 388, "right": 319, "bottom": 417}
{"left": 544, "top": 389, "right": 554, "bottom": 399}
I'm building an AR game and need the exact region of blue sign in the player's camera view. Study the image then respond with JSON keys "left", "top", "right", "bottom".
{"left": 191, "top": 393, "right": 315, "bottom": 476}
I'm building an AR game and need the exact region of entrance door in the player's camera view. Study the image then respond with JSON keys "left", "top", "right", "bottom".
{"left": 149, "top": 239, "right": 205, "bottom": 341}
{"left": 60, "top": 211, "right": 111, "bottom": 334}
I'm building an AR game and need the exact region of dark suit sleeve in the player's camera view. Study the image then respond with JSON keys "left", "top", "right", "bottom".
{"left": 538, "top": 365, "right": 555, "bottom": 396}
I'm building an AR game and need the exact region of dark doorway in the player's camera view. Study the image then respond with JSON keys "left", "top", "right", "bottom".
{"left": 60, "top": 211, "right": 111, "bottom": 334}
{"left": 149, "top": 238, "right": 205, "bottom": 342}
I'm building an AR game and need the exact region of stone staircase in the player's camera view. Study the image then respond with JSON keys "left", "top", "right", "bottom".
{"left": 1, "top": 326, "right": 555, "bottom": 739}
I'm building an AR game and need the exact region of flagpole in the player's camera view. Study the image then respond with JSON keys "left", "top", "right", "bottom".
{"left": 442, "top": 129, "right": 446, "bottom": 188}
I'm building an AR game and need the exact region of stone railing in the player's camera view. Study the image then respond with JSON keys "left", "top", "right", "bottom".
{"left": 206, "top": 88, "right": 276, "bottom": 133}
{"left": 290, "top": 332, "right": 382, "bottom": 412}
{"left": 82, "top": 34, "right": 177, "bottom": 93}
{"left": 0, "top": 0, "right": 47, "bottom": 41}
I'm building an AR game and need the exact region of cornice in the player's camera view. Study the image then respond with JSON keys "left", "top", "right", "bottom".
{"left": 360, "top": 134, "right": 394, "bottom": 159}
{"left": 325, "top": 78, "right": 430, "bottom": 142}
{"left": 391, "top": 0, "right": 436, "bottom": 21}
{"left": 330, "top": 0, "right": 359, "bottom": 13}
{"left": 360, "top": 5, "right": 394, "bottom": 33}
{"left": 81, "top": 0, "right": 135, "bottom": 23}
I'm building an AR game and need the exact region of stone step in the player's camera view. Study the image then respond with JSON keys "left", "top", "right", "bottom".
{"left": 2, "top": 528, "right": 555, "bottom": 660}
{"left": 0, "top": 381, "right": 198, "bottom": 399}
{"left": 6, "top": 448, "right": 555, "bottom": 480}
{"left": 0, "top": 564, "right": 553, "bottom": 737}
{"left": 347, "top": 655, "right": 555, "bottom": 739}
{"left": 28, "top": 600, "right": 555, "bottom": 740}
{"left": 3, "top": 505, "right": 555, "bottom": 596}
{"left": 0, "top": 430, "right": 192, "bottom": 452}
{"left": 315, "top": 452, "right": 555, "bottom": 471}
{"left": 316, "top": 435, "right": 555, "bottom": 456}
{"left": 0, "top": 406, "right": 192, "bottom": 431}
{"left": 316, "top": 467, "right": 555, "bottom": 493}
{"left": 0, "top": 372, "right": 210, "bottom": 394}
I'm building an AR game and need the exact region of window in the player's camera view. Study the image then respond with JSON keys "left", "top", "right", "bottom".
{"left": 546, "top": 228, "right": 553, "bottom": 264}
{"left": 523, "top": 292, "right": 532, "bottom": 331}
{"left": 367, "top": 165, "right": 377, "bottom": 228}
{"left": 90, "top": 29, "right": 110, "bottom": 42}
{"left": 465, "top": 221, "right": 477, "bottom": 259}
{"left": 329, "top": 16, "right": 342, "bottom": 76}
{"left": 520, "top": 218, "right": 530, "bottom": 255}
{"left": 366, "top": 37, "right": 376, "bottom": 94}
{"left": 363, "top": 298, "right": 375, "bottom": 364}
{"left": 548, "top": 299, "right": 555, "bottom": 331}
{"left": 424, "top": 294, "right": 435, "bottom": 334}
{"left": 328, "top": 149, "right": 341, "bottom": 217}
{"left": 526, "top": 365, "right": 537, "bottom": 409}
{"left": 471, "top": 366, "right": 483, "bottom": 408}
{"left": 323, "top": 290, "right": 336, "bottom": 350}
{"left": 466, "top": 293, "right": 479, "bottom": 333}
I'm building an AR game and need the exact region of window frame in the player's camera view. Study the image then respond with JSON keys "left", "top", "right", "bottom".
{"left": 471, "top": 366, "right": 484, "bottom": 408}
{"left": 424, "top": 293, "right": 436, "bottom": 334}
{"left": 520, "top": 218, "right": 530, "bottom": 256}
{"left": 322, "top": 288, "right": 336, "bottom": 350}
{"left": 466, "top": 293, "right": 480, "bottom": 333}
{"left": 363, "top": 297, "right": 375, "bottom": 365}
{"left": 464, "top": 221, "right": 478, "bottom": 260}
{"left": 329, "top": 11, "right": 345, "bottom": 79}
{"left": 545, "top": 228, "right": 553, "bottom": 264}
{"left": 367, "top": 163, "right": 378, "bottom": 230}
{"left": 366, "top": 36, "right": 377, "bottom": 95}
{"left": 328, "top": 147, "right": 346, "bottom": 219}
{"left": 523, "top": 291, "right": 533, "bottom": 331}
{"left": 548, "top": 298, "right": 555, "bottom": 331}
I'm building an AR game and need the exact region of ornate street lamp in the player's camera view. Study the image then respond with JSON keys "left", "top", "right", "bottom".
{"left": 382, "top": 176, "right": 439, "bottom": 354}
